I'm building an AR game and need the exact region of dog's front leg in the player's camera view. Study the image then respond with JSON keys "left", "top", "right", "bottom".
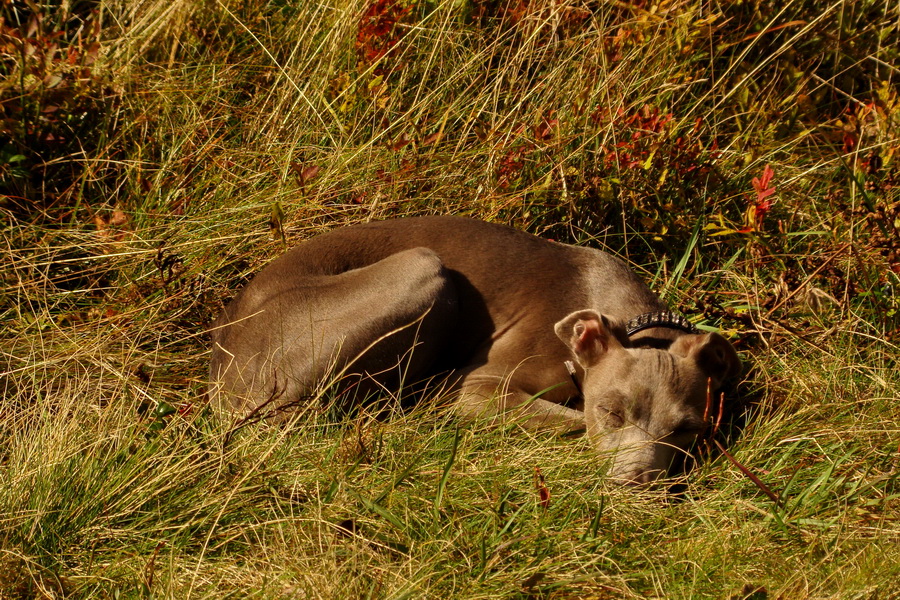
{"left": 453, "top": 368, "right": 585, "bottom": 434}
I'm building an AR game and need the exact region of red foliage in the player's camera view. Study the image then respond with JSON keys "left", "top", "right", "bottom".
{"left": 533, "top": 112, "right": 558, "bottom": 142}
{"left": 740, "top": 164, "right": 776, "bottom": 232}
{"left": 840, "top": 101, "right": 877, "bottom": 154}
{"left": 592, "top": 105, "right": 717, "bottom": 179}
{"left": 290, "top": 163, "right": 321, "bottom": 186}
{"left": 497, "top": 147, "right": 526, "bottom": 189}
{"left": 356, "top": 0, "right": 410, "bottom": 72}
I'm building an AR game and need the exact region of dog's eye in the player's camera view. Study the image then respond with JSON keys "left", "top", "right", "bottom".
{"left": 601, "top": 409, "right": 624, "bottom": 429}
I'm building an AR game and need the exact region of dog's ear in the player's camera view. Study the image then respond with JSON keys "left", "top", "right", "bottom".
{"left": 554, "top": 310, "right": 621, "bottom": 369}
{"left": 670, "top": 332, "right": 740, "bottom": 387}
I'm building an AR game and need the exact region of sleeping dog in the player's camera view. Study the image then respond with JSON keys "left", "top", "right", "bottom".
{"left": 209, "top": 216, "right": 739, "bottom": 483}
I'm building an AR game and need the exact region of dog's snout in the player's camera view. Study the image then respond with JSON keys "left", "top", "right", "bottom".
{"left": 617, "top": 468, "right": 664, "bottom": 486}
{"left": 639, "top": 468, "right": 666, "bottom": 485}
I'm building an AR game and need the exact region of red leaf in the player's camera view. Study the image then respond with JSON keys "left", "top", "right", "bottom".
{"left": 300, "top": 165, "right": 321, "bottom": 184}
{"left": 748, "top": 164, "right": 776, "bottom": 230}
{"left": 533, "top": 114, "right": 558, "bottom": 141}
{"left": 756, "top": 186, "right": 776, "bottom": 200}
{"left": 751, "top": 164, "right": 774, "bottom": 197}
{"left": 692, "top": 116, "right": 704, "bottom": 134}
{"left": 390, "top": 132, "right": 411, "bottom": 151}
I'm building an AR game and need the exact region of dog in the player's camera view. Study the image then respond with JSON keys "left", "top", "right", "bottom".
{"left": 209, "top": 216, "right": 740, "bottom": 484}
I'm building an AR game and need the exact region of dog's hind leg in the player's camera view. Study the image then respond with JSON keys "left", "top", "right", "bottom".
{"left": 210, "top": 247, "right": 458, "bottom": 415}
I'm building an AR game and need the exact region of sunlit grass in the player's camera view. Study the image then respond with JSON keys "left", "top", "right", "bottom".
{"left": 1, "top": 0, "right": 898, "bottom": 597}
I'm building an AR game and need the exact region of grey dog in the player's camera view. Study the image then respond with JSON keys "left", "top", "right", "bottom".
{"left": 209, "top": 216, "right": 739, "bottom": 483}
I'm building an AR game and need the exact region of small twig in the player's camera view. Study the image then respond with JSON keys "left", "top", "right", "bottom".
{"left": 145, "top": 541, "right": 165, "bottom": 591}
{"left": 714, "top": 439, "right": 781, "bottom": 506}
{"left": 712, "top": 391, "right": 725, "bottom": 438}
{"left": 702, "top": 377, "right": 712, "bottom": 422}
{"left": 533, "top": 467, "right": 550, "bottom": 510}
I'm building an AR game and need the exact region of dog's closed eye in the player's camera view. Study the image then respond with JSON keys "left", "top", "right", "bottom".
{"left": 669, "top": 419, "right": 707, "bottom": 437}
{"left": 596, "top": 405, "right": 625, "bottom": 429}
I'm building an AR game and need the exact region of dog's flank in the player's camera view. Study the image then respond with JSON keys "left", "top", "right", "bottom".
{"left": 209, "top": 216, "right": 740, "bottom": 484}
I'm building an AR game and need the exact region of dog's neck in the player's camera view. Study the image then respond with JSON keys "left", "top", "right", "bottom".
{"left": 625, "top": 311, "right": 697, "bottom": 336}
{"left": 625, "top": 311, "right": 697, "bottom": 349}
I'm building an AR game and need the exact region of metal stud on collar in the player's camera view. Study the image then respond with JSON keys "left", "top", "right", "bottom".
{"left": 625, "top": 311, "right": 698, "bottom": 337}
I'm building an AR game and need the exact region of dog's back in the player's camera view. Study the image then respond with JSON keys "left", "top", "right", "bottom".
{"left": 215, "top": 216, "right": 665, "bottom": 368}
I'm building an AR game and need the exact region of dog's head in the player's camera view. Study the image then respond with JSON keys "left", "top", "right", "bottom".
{"left": 555, "top": 310, "right": 740, "bottom": 485}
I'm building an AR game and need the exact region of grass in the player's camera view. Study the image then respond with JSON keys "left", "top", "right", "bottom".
{"left": 1, "top": 0, "right": 899, "bottom": 597}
